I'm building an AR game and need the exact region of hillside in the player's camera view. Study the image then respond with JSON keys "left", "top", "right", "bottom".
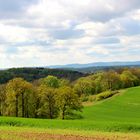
{"left": 83, "top": 87, "right": 140, "bottom": 122}
{"left": 0, "top": 68, "right": 85, "bottom": 84}
{"left": 0, "top": 86, "right": 140, "bottom": 132}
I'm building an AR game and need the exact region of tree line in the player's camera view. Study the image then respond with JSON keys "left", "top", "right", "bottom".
{"left": 0, "top": 68, "right": 85, "bottom": 84}
{"left": 0, "top": 76, "right": 82, "bottom": 119}
{"left": 0, "top": 68, "right": 140, "bottom": 119}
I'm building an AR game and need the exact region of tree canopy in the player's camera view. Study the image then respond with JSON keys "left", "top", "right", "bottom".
{"left": 0, "top": 68, "right": 140, "bottom": 119}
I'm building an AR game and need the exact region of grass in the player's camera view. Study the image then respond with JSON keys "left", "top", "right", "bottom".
{"left": 0, "top": 86, "right": 140, "bottom": 139}
{"left": 83, "top": 87, "right": 140, "bottom": 122}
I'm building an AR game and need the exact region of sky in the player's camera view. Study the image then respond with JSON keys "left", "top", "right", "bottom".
{"left": 0, "top": 0, "right": 140, "bottom": 68}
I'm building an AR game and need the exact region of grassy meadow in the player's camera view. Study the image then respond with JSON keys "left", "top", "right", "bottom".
{"left": 0, "top": 86, "right": 140, "bottom": 139}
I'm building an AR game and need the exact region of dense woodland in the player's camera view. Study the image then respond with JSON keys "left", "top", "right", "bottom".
{"left": 0, "top": 67, "right": 140, "bottom": 119}
{"left": 0, "top": 68, "right": 85, "bottom": 84}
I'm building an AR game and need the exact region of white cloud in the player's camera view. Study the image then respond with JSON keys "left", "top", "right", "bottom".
{"left": 0, "top": 0, "right": 140, "bottom": 68}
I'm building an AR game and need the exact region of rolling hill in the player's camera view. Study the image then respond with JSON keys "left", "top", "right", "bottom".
{"left": 0, "top": 86, "right": 140, "bottom": 132}
{"left": 48, "top": 61, "right": 140, "bottom": 73}
{"left": 48, "top": 61, "right": 140, "bottom": 69}
{"left": 83, "top": 87, "right": 140, "bottom": 122}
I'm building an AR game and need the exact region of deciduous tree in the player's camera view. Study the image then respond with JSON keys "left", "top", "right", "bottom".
{"left": 57, "top": 86, "right": 82, "bottom": 119}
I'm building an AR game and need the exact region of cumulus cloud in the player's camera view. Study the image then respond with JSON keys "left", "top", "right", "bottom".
{"left": 0, "top": 0, "right": 38, "bottom": 19}
{"left": 0, "top": 0, "right": 140, "bottom": 68}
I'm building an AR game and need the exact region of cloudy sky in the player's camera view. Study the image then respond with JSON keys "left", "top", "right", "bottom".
{"left": 0, "top": 0, "right": 140, "bottom": 68}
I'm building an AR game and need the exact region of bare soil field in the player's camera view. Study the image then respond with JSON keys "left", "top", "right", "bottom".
{"left": 0, "top": 130, "right": 140, "bottom": 140}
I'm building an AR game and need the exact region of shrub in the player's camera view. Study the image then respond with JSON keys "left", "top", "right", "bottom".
{"left": 81, "top": 95, "right": 89, "bottom": 102}
{"left": 96, "top": 90, "right": 119, "bottom": 101}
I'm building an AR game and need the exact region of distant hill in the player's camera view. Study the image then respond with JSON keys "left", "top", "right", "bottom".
{"left": 73, "top": 65, "right": 140, "bottom": 73}
{"left": 0, "top": 68, "right": 85, "bottom": 84}
{"left": 48, "top": 61, "right": 140, "bottom": 69}
{"left": 48, "top": 61, "right": 140, "bottom": 73}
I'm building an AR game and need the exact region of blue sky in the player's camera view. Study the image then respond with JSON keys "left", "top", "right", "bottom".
{"left": 0, "top": 0, "right": 140, "bottom": 68}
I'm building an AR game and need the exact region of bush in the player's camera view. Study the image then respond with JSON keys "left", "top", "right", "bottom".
{"left": 81, "top": 95, "right": 89, "bottom": 102}
{"left": 96, "top": 90, "right": 119, "bottom": 101}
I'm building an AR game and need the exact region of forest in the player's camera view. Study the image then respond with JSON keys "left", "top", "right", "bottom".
{"left": 0, "top": 68, "right": 85, "bottom": 84}
{"left": 0, "top": 67, "right": 140, "bottom": 120}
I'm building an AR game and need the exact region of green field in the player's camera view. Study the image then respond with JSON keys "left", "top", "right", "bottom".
{"left": 0, "top": 86, "right": 140, "bottom": 139}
